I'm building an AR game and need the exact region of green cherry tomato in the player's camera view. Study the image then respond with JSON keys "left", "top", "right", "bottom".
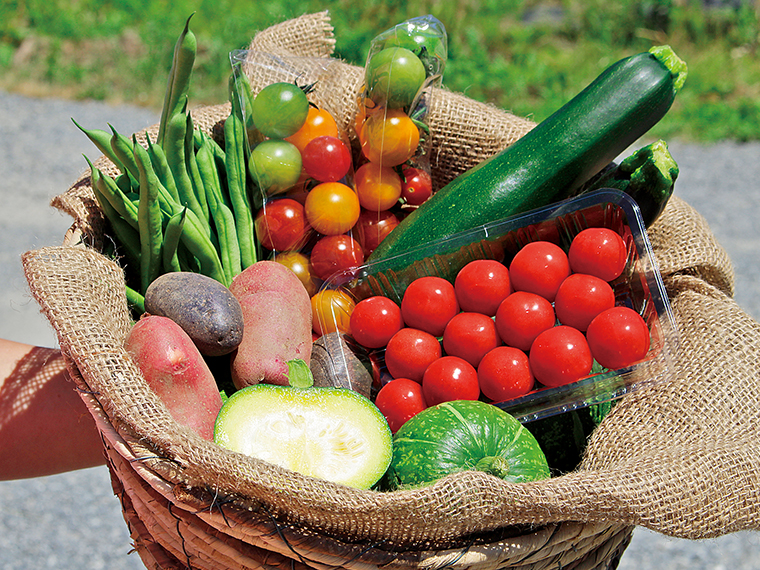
{"left": 377, "top": 16, "right": 448, "bottom": 78}
{"left": 249, "top": 139, "right": 303, "bottom": 196}
{"left": 252, "top": 82, "right": 310, "bottom": 139}
{"left": 365, "top": 47, "right": 426, "bottom": 109}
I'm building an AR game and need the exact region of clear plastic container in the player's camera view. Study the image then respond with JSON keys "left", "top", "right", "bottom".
{"left": 316, "top": 189, "right": 679, "bottom": 422}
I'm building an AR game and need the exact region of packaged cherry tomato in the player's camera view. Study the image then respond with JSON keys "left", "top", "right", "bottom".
{"left": 354, "top": 15, "right": 448, "bottom": 248}
{"left": 229, "top": 49, "right": 366, "bottom": 327}
{"left": 314, "top": 189, "right": 679, "bottom": 423}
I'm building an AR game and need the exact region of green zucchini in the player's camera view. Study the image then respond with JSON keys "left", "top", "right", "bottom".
{"left": 369, "top": 45, "right": 687, "bottom": 262}
{"left": 577, "top": 139, "right": 679, "bottom": 227}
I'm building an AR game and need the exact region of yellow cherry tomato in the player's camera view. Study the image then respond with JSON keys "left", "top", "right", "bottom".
{"left": 355, "top": 162, "right": 403, "bottom": 211}
{"left": 311, "top": 289, "right": 356, "bottom": 336}
{"left": 304, "top": 182, "right": 361, "bottom": 235}
{"left": 274, "top": 251, "right": 319, "bottom": 296}
{"left": 359, "top": 109, "right": 420, "bottom": 167}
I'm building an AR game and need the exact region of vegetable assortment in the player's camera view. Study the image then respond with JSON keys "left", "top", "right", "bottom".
{"left": 75, "top": 13, "right": 685, "bottom": 490}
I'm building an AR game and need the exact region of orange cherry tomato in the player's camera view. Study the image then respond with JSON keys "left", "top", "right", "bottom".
{"left": 311, "top": 289, "right": 356, "bottom": 336}
{"left": 355, "top": 161, "right": 403, "bottom": 211}
{"left": 285, "top": 107, "right": 340, "bottom": 154}
{"left": 359, "top": 109, "right": 420, "bottom": 167}
{"left": 304, "top": 182, "right": 361, "bottom": 235}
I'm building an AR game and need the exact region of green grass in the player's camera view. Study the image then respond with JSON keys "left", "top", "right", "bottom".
{"left": 1, "top": 0, "right": 758, "bottom": 142}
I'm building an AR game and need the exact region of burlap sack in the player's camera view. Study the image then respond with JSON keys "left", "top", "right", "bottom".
{"left": 22, "top": 10, "right": 759, "bottom": 567}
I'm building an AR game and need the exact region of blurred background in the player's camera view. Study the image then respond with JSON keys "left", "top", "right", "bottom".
{"left": 0, "top": 1, "right": 758, "bottom": 569}
{"left": 1, "top": 0, "right": 758, "bottom": 142}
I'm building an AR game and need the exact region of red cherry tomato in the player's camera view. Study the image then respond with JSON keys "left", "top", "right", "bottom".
{"left": 374, "top": 378, "right": 428, "bottom": 433}
{"left": 509, "top": 241, "right": 571, "bottom": 302}
{"left": 586, "top": 306, "right": 651, "bottom": 370}
{"left": 477, "top": 346, "right": 535, "bottom": 402}
{"left": 304, "top": 182, "right": 361, "bottom": 235}
{"left": 568, "top": 227, "right": 628, "bottom": 282}
{"left": 349, "top": 295, "right": 404, "bottom": 349}
{"left": 301, "top": 135, "right": 352, "bottom": 183}
{"left": 454, "top": 259, "right": 511, "bottom": 317}
{"left": 254, "top": 198, "right": 311, "bottom": 252}
{"left": 401, "top": 166, "right": 433, "bottom": 206}
{"left": 355, "top": 161, "right": 403, "bottom": 211}
{"left": 529, "top": 325, "right": 593, "bottom": 388}
{"left": 400, "top": 276, "right": 459, "bottom": 337}
{"left": 384, "top": 327, "right": 442, "bottom": 382}
{"left": 311, "top": 289, "right": 355, "bottom": 336}
{"left": 442, "top": 312, "right": 501, "bottom": 368}
{"left": 285, "top": 106, "right": 340, "bottom": 153}
{"left": 495, "top": 291, "right": 556, "bottom": 351}
{"left": 422, "top": 356, "right": 480, "bottom": 406}
{"left": 352, "top": 209, "right": 400, "bottom": 257}
{"left": 554, "top": 273, "right": 616, "bottom": 331}
{"left": 309, "top": 234, "right": 365, "bottom": 281}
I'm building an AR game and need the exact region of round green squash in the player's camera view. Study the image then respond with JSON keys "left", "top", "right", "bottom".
{"left": 385, "top": 400, "right": 550, "bottom": 490}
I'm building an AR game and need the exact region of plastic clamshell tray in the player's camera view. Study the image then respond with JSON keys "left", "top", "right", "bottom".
{"left": 317, "top": 189, "right": 679, "bottom": 423}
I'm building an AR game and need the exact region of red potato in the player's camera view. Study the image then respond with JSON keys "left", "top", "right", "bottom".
{"left": 229, "top": 261, "right": 313, "bottom": 388}
{"left": 124, "top": 315, "right": 223, "bottom": 440}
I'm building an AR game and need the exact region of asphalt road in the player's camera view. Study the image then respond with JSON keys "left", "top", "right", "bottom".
{"left": 0, "top": 91, "right": 758, "bottom": 569}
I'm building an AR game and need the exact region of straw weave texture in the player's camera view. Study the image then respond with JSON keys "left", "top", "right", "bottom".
{"left": 22, "top": 11, "right": 759, "bottom": 570}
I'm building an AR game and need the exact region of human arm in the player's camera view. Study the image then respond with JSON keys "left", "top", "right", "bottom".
{"left": 0, "top": 338, "right": 105, "bottom": 480}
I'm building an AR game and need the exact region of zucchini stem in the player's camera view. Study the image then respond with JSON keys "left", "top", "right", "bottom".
{"left": 649, "top": 45, "right": 688, "bottom": 92}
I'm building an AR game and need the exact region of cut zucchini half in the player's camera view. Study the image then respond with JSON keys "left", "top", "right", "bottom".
{"left": 214, "top": 382, "right": 392, "bottom": 489}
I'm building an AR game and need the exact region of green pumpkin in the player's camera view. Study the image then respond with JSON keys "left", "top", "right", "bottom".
{"left": 385, "top": 400, "right": 550, "bottom": 490}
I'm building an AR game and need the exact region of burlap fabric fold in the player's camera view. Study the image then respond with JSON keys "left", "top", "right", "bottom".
{"left": 22, "top": 10, "right": 759, "bottom": 566}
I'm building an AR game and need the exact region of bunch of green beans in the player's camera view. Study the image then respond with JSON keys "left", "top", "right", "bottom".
{"left": 72, "top": 14, "right": 259, "bottom": 309}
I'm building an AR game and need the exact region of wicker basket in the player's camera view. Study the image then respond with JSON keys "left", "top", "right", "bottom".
{"left": 20, "top": 11, "right": 760, "bottom": 570}
{"left": 46, "top": 226, "right": 635, "bottom": 570}
{"left": 78, "top": 377, "right": 632, "bottom": 570}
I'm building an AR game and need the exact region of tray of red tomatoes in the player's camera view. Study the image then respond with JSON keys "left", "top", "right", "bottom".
{"left": 315, "top": 188, "right": 678, "bottom": 427}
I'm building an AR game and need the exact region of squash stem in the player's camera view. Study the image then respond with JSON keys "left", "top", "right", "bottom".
{"left": 474, "top": 456, "right": 512, "bottom": 479}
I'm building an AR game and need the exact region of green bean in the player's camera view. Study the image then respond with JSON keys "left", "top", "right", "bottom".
{"left": 125, "top": 285, "right": 146, "bottom": 315}
{"left": 146, "top": 132, "right": 180, "bottom": 203}
{"left": 195, "top": 130, "right": 229, "bottom": 197}
{"left": 72, "top": 119, "right": 128, "bottom": 175}
{"left": 235, "top": 71, "right": 258, "bottom": 150}
{"left": 197, "top": 138, "right": 241, "bottom": 281}
{"left": 184, "top": 111, "right": 209, "bottom": 222}
{"left": 149, "top": 174, "right": 227, "bottom": 285}
{"left": 163, "top": 102, "right": 208, "bottom": 233}
{"left": 89, "top": 166, "right": 142, "bottom": 270}
{"left": 177, "top": 206, "right": 228, "bottom": 285}
{"left": 133, "top": 141, "right": 164, "bottom": 293}
{"left": 176, "top": 242, "right": 199, "bottom": 274}
{"left": 108, "top": 124, "right": 140, "bottom": 187}
{"left": 138, "top": 142, "right": 224, "bottom": 282}
{"left": 84, "top": 155, "right": 139, "bottom": 230}
{"left": 162, "top": 207, "right": 187, "bottom": 273}
{"left": 95, "top": 171, "right": 140, "bottom": 230}
{"left": 225, "top": 73, "right": 258, "bottom": 268}
{"left": 157, "top": 12, "right": 197, "bottom": 148}
{"left": 114, "top": 172, "right": 135, "bottom": 198}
